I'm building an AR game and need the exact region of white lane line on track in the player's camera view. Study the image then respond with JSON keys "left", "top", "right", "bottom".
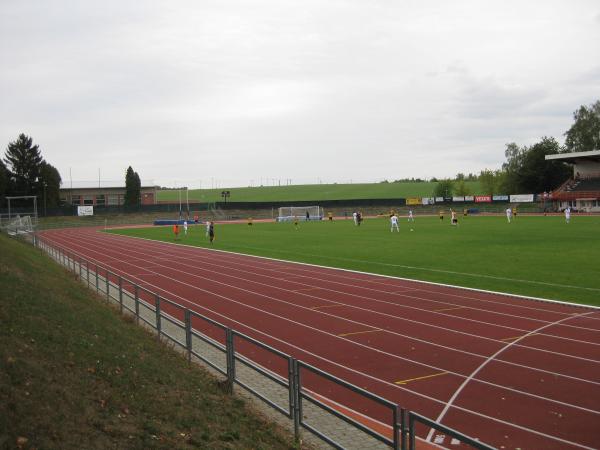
{"left": 43, "top": 234, "right": 600, "bottom": 408}
{"left": 102, "top": 231, "right": 600, "bottom": 329}
{"left": 427, "top": 310, "right": 597, "bottom": 444}
{"left": 77, "top": 232, "right": 600, "bottom": 364}
{"left": 94, "top": 235, "right": 600, "bottom": 342}
{"left": 40, "top": 234, "right": 600, "bottom": 449}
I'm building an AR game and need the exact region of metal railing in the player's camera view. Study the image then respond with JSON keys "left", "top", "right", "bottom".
{"left": 34, "top": 235, "right": 497, "bottom": 450}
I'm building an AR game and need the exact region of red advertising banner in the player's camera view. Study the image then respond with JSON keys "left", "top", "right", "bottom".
{"left": 475, "top": 195, "right": 492, "bottom": 203}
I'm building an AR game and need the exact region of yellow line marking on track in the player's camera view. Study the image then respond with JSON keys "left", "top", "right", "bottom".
{"left": 310, "top": 304, "right": 342, "bottom": 310}
{"left": 395, "top": 371, "right": 449, "bottom": 385}
{"left": 338, "top": 329, "right": 382, "bottom": 337}
{"left": 291, "top": 287, "right": 321, "bottom": 293}
{"left": 434, "top": 306, "right": 464, "bottom": 312}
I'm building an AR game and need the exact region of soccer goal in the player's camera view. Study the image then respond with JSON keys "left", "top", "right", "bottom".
{"left": 2, "top": 215, "right": 34, "bottom": 236}
{"left": 277, "top": 206, "right": 323, "bottom": 222}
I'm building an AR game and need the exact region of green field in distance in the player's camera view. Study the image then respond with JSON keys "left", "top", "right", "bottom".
{"left": 108, "top": 214, "right": 600, "bottom": 307}
{"left": 157, "top": 181, "right": 482, "bottom": 202}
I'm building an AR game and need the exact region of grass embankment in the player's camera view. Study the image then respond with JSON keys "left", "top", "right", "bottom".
{"left": 0, "top": 234, "right": 301, "bottom": 450}
{"left": 110, "top": 215, "right": 600, "bottom": 306}
{"left": 157, "top": 182, "right": 481, "bottom": 203}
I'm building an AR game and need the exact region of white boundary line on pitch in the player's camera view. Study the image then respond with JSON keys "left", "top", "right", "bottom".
{"left": 105, "top": 230, "right": 600, "bottom": 311}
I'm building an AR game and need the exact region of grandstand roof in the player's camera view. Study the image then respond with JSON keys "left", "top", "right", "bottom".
{"left": 545, "top": 150, "right": 600, "bottom": 163}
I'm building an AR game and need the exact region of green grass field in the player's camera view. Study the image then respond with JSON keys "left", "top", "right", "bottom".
{"left": 109, "top": 214, "right": 600, "bottom": 307}
{"left": 157, "top": 181, "right": 481, "bottom": 202}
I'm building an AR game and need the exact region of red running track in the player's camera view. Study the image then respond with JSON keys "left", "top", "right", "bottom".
{"left": 39, "top": 227, "right": 600, "bottom": 449}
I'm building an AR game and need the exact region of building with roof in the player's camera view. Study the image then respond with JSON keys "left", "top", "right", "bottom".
{"left": 545, "top": 150, "right": 600, "bottom": 212}
{"left": 59, "top": 186, "right": 158, "bottom": 207}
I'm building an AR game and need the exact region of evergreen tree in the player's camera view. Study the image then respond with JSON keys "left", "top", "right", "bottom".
{"left": 124, "top": 166, "right": 141, "bottom": 207}
{"left": 38, "top": 162, "right": 62, "bottom": 209}
{"left": 0, "top": 160, "right": 9, "bottom": 206}
{"left": 3, "top": 134, "right": 43, "bottom": 196}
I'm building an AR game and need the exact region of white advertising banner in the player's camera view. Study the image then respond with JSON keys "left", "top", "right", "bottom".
{"left": 493, "top": 195, "right": 509, "bottom": 201}
{"left": 509, "top": 194, "right": 534, "bottom": 203}
{"left": 421, "top": 197, "right": 435, "bottom": 205}
{"left": 452, "top": 196, "right": 465, "bottom": 202}
{"left": 77, "top": 205, "right": 94, "bottom": 216}
{"left": 464, "top": 196, "right": 474, "bottom": 202}
{"left": 435, "top": 197, "right": 444, "bottom": 203}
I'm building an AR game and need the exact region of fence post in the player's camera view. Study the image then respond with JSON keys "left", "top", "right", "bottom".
{"left": 86, "top": 260, "right": 90, "bottom": 288}
{"left": 184, "top": 310, "right": 192, "bottom": 362}
{"left": 95, "top": 264, "right": 99, "bottom": 293}
{"left": 105, "top": 270, "right": 110, "bottom": 302}
{"left": 118, "top": 276, "right": 123, "bottom": 313}
{"left": 155, "top": 295, "right": 161, "bottom": 340}
{"left": 78, "top": 255, "right": 82, "bottom": 280}
{"left": 134, "top": 285, "right": 140, "bottom": 325}
{"left": 293, "top": 359, "right": 301, "bottom": 440}
{"left": 409, "top": 413, "right": 415, "bottom": 450}
{"left": 400, "top": 408, "right": 408, "bottom": 450}
{"left": 225, "top": 329, "right": 235, "bottom": 393}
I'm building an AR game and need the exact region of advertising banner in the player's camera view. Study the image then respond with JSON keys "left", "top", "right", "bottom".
{"left": 435, "top": 197, "right": 445, "bottom": 203}
{"left": 406, "top": 197, "right": 422, "bottom": 205}
{"left": 510, "top": 194, "right": 534, "bottom": 203}
{"left": 77, "top": 205, "right": 94, "bottom": 216}
{"left": 421, "top": 197, "right": 434, "bottom": 205}
{"left": 452, "top": 196, "right": 465, "bottom": 202}
{"left": 475, "top": 196, "right": 492, "bottom": 203}
{"left": 493, "top": 195, "right": 509, "bottom": 201}
{"left": 464, "top": 196, "right": 474, "bottom": 202}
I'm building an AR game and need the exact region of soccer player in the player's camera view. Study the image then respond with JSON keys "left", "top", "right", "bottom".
{"left": 294, "top": 216, "right": 299, "bottom": 230}
{"left": 390, "top": 214, "right": 399, "bottom": 232}
{"left": 408, "top": 210, "right": 414, "bottom": 222}
{"left": 173, "top": 224, "right": 180, "bottom": 240}
{"left": 328, "top": 211, "right": 333, "bottom": 221}
{"left": 565, "top": 206, "right": 571, "bottom": 223}
{"left": 194, "top": 214, "right": 199, "bottom": 224}
{"left": 451, "top": 209, "right": 458, "bottom": 226}
{"left": 439, "top": 210, "right": 444, "bottom": 221}
{"left": 208, "top": 221, "right": 215, "bottom": 243}
{"left": 506, "top": 207, "right": 512, "bottom": 223}
{"left": 352, "top": 211, "right": 358, "bottom": 225}
{"left": 205, "top": 220, "right": 210, "bottom": 237}
{"left": 357, "top": 212, "right": 363, "bottom": 226}
{"left": 183, "top": 220, "right": 188, "bottom": 236}
{"left": 248, "top": 217, "right": 253, "bottom": 226}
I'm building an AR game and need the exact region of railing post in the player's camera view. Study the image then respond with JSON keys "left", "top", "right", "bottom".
{"left": 86, "top": 260, "right": 90, "bottom": 288}
{"left": 409, "top": 413, "right": 416, "bottom": 450}
{"left": 134, "top": 285, "right": 140, "bottom": 325}
{"left": 184, "top": 310, "right": 192, "bottom": 362}
{"left": 155, "top": 295, "right": 161, "bottom": 340}
{"left": 225, "top": 328, "right": 235, "bottom": 393}
{"left": 293, "top": 359, "right": 301, "bottom": 440}
{"left": 105, "top": 270, "right": 110, "bottom": 302}
{"left": 78, "top": 255, "right": 82, "bottom": 280}
{"left": 95, "top": 264, "right": 99, "bottom": 293}
{"left": 118, "top": 276, "right": 123, "bottom": 313}
{"left": 400, "top": 407, "right": 408, "bottom": 450}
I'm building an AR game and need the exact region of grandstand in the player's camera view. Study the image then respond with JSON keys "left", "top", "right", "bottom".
{"left": 546, "top": 150, "right": 600, "bottom": 212}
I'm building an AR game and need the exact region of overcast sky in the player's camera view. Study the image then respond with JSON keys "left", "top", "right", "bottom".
{"left": 1, "top": 1, "right": 599, "bottom": 188}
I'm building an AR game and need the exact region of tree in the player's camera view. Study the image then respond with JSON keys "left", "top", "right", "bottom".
{"left": 37, "top": 161, "right": 62, "bottom": 209}
{"left": 3, "top": 134, "right": 43, "bottom": 196}
{"left": 124, "top": 166, "right": 141, "bottom": 207}
{"left": 501, "top": 137, "right": 571, "bottom": 193}
{"left": 564, "top": 100, "right": 600, "bottom": 152}
{"left": 433, "top": 179, "right": 454, "bottom": 198}
{"left": 0, "top": 160, "right": 9, "bottom": 206}
{"left": 454, "top": 179, "right": 472, "bottom": 196}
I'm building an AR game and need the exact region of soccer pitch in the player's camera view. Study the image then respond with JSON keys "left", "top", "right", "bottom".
{"left": 108, "top": 214, "right": 600, "bottom": 306}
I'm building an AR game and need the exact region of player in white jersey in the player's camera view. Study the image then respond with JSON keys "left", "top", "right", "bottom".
{"left": 506, "top": 207, "right": 512, "bottom": 223}
{"left": 183, "top": 220, "right": 188, "bottom": 235}
{"left": 408, "top": 210, "right": 414, "bottom": 222}
{"left": 390, "top": 214, "right": 399, "bottom": 232}
{"left": 565, "top": 207, "right": 571, "bottom": 223}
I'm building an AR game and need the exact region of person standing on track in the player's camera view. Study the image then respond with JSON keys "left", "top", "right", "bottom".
{"left": 390, "top": 213, "right": 399, "bottom": 232}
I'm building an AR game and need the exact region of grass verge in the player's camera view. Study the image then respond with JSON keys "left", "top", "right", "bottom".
{"left": 0, "top": 234, "right": 302, "bottom": 450}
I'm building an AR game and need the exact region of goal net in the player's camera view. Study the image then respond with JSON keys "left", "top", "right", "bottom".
{"left": 277, "top": 206, "right": 323, "bottom": 222}
{"left": 2, "top": 215, "right": 34, "bottom": 236}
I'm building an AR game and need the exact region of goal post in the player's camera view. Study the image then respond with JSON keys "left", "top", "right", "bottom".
{"left": 277, "top": 205, "right": 323, "bottom": 222}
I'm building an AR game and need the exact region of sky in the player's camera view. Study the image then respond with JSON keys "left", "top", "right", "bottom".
{"left": 1, "top": 0, "right": 599, "bottom": 188}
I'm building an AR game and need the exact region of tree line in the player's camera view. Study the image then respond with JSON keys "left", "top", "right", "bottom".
{"left": 1, "top": 134, "right": 143, "bottom": 210}
{"left": 433, "top": 99, "right": 599, "bottom": 197}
